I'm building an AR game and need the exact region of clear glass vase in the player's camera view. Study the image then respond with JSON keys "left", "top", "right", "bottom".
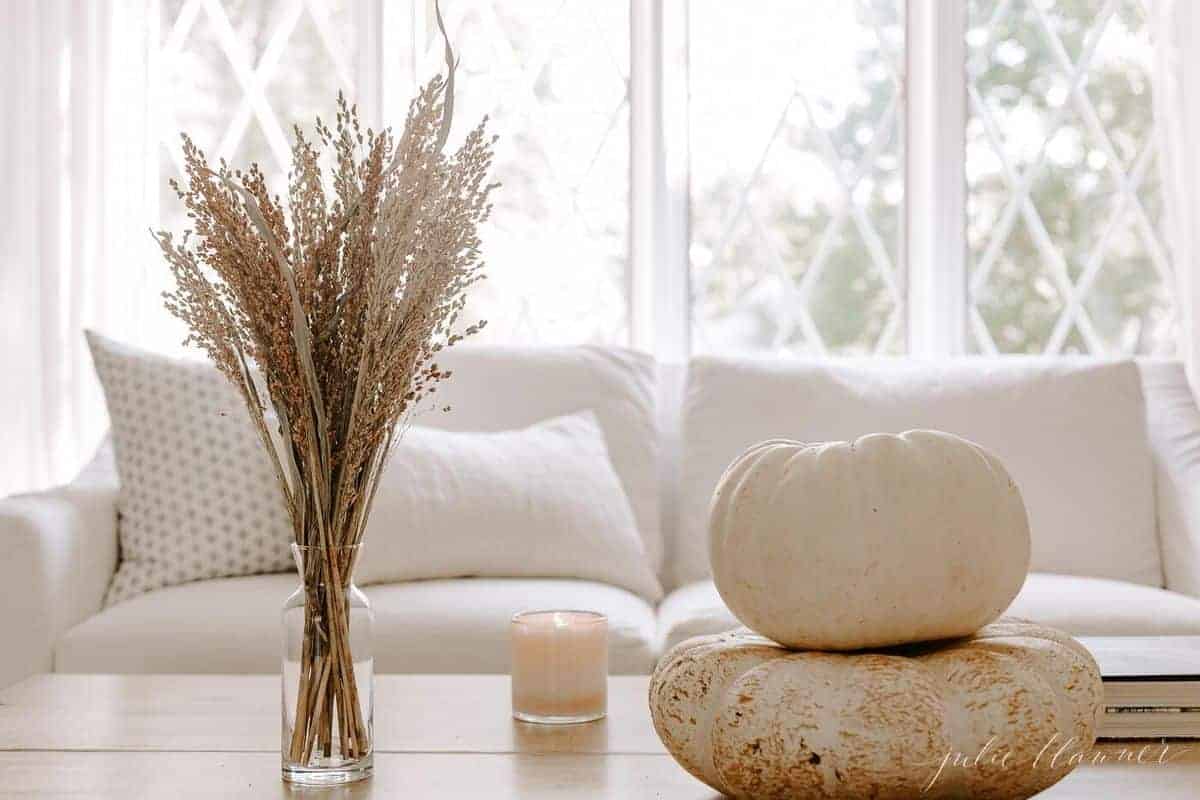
{"left": 281, "top": 543, "right": 374, "bottom": 785}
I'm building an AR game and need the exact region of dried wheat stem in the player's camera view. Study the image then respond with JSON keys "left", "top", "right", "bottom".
{"left": 156, "top": 5, "right": 493, "bottom": 769}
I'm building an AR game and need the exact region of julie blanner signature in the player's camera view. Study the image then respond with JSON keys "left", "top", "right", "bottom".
{"left": 923, "top": 734, "right": 1193, "bottom": 792}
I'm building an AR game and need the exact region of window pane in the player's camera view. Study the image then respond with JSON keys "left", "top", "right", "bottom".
{"left": 155, "top": 1, "right": 631, "bottom": 349}
{"left": 419, "top": 1, "right": 631, "bottom": 346}
{"left": 157, "top": 0, "right": 359, "bottom": 221}
{"left": 689, "top": 0, "right": 905, "bottom": 355}
{"left": 966, "top": 0, "right": 1173, "bottom": 355}
{"left": 153, "top": 0, "right": 362, "bottom": 347}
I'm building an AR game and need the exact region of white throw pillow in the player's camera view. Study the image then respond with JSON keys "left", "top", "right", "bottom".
{"left": 87, "top": 332, "right": 294, "bottom": 606}
{"left": 421, "top": 345, "right": 662, "bottom": 572}
{"left": 357, "top": 412, "right": 663, "bottom": 601}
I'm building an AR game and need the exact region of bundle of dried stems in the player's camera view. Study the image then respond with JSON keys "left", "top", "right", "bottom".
{"left": 153, "top": 14, "right": 493, "bottom": 767}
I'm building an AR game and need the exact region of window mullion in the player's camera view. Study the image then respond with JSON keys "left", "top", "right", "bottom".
{"left": 659, "top": 0, "right": 690, "bottom": 364}
{"left": 906, "top": 0, "right": 967, "bottom": 356}
{"left": 630, "top": 0, "right": 657, "bottom": 352}
{"left": 353, "top": 0, "right": 383, "bottom": 130}
{"left": 631, "top": 0, "right": 673, "bottom": 356}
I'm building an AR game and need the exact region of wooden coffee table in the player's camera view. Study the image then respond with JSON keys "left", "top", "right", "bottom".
{"left": 0, "top": 674, "right": 1196, "bottom": 797}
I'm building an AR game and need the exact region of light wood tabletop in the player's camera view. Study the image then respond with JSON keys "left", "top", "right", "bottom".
{"left": 0, "top": 674, "right": 1196, "bottom": 798}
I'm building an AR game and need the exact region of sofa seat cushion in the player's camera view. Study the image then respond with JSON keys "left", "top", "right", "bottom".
{"left": 657, "top": 580, "right": 742, "bottom": 652}
{"left": 365, "top": 578, "right": 657, "bottom": 674}
{"left": 657, "top": 574, "right": 1200, "bottom": 652}
{"left": 1005, "top": 574, "right": 1200, "bottom": 636}
{"left": 55, "top": 574, "right": 294, "bottom": 674}
{"left": 55, "top": 575, "right": 658, "bottom": 675}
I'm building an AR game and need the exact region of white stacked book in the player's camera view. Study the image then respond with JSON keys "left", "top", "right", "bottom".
{"left": 1080, "top": 636, "right": 1200, "bottom": 739}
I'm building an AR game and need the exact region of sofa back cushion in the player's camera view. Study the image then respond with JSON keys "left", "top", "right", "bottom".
{"left": 675, "top": 357, "right": 1160, "bottom": 590}
{"left": 90, "top": 335, "right": 662, "bottom": 602}
{"left": 404, "top": 345, "right": 663, "bottom": 573}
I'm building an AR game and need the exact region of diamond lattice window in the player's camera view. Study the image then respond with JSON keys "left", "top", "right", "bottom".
{"left": 689, "top": 0, "right": 906, "bottom": 356}
{"left": 150, "top": 0, "right": 361, "bottom": 345}
{"left": 153, "top": 0, "right": 630, "bottom": 348}
{"left": 416, "top": 1, "right": 631, "bottom": 346}
{"left": 145, "top": 1, "right": 1174, "bottom": 358}
{"left": 155, "top": 0, "right": 360, "bottom": 229}
{"left": 966, "top": 0, "right": 1173, "bottom": 355}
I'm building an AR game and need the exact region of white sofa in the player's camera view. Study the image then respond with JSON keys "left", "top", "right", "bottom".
{"left": 5, "top": 348, "right": 1200, "bottom": 689}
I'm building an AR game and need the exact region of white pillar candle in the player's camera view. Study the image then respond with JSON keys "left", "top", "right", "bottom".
{"left": 510, "top": 610, "right": 608, "bottom": 724}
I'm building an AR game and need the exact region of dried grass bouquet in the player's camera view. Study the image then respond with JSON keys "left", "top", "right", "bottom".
{"left": 152, "top": 17, "right": 494, "bottom": 772}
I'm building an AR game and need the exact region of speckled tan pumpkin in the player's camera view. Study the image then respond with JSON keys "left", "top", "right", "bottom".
{"left": 709, "top": 430, "right": 1031, "bottom": 650}
{"left": 649, "top": 620, "right": 1103, "bottom": 800}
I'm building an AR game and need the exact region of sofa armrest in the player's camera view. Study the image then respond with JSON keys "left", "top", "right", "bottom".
{"left": 0, "top": 453, "right": 117, "bottom": 688}
{"left": 1140, "top": 361, "right": 1200, "bottom": 598}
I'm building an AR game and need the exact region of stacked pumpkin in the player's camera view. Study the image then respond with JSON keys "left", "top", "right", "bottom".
{"left": 649, "top": 430, "right": 1104, "bottom": 800}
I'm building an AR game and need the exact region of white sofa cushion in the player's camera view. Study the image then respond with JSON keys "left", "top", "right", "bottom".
{"left": 55, "top": 574, "right": 296, "bottom": 675}
{"left": 657, "top": 580, "right": 740, "bottom": 652}
{"left": 677, "top": 357, "right": 1159, "bottom": 589}
{"left": 55, "top": 575, "right": 658, "bottom": 676}
{"left": 358, "top": 413, "right": 661, "bottom": 600}
{"left": 656, "top": 574, "right": 1200, "bottom": 652}
{"left": 365, "top": 578, "right": 657, "bottom": 674}
{"left": 428, "top": 346, "right": 662, "bottom": 573}
{"left": 1005, "top": 574, "right": 1200, "bottom": 636}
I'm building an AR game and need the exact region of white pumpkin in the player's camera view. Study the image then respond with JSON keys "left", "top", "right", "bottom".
{"left": 709, "top": 430, "right": 1030, "bottom": 649}
{"left": 649, "top": 620, "right": 1103, "bottom": 800}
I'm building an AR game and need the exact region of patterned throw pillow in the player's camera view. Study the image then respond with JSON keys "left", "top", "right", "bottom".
{"left": 87, "top": 332, "right": 293, "bottom": 606}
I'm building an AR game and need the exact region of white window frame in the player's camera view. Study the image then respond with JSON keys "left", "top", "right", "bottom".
{"left": 906, "top": 0, "right": 967, "bottom": 356}
{"left": 646, "top": 0, "right": 972, "bottom": 360}
{"left": 648, "top": 1, "right": 1168, "bottom": 360}
{"left": 633, "top": 0, "right": 691, "bottom": 364}
{"left": 326, "top": 1, "right": 1169, "bottom": 360}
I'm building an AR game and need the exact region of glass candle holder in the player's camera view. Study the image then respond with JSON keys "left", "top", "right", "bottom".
{"left": 510, "top": 610, "right": 608, "bottom": 724}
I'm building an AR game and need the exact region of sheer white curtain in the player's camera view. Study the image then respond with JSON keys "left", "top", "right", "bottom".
{"left": 0, "top": 0, "right": 154, "bottom": 497}
{"left": 1153, "top": 0, "right": 1200, "bottom": 386}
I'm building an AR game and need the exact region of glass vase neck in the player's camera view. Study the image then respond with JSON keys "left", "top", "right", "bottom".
{"left": 291, "top": 543, "right": 363, "bottom": 587}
